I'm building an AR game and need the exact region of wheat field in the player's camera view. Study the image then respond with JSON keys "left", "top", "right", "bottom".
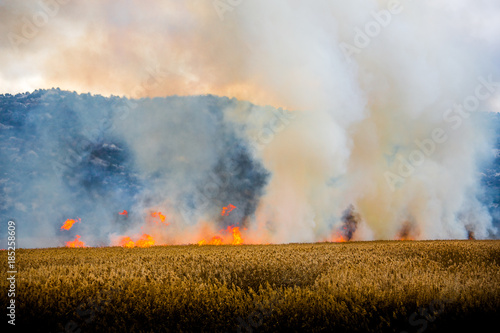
{"left": 1, "top": 240, "right": 499, "bottom": 332}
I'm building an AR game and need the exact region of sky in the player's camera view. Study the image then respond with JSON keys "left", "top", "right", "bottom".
{"left": 0, "top": 0, "right": 499, "bottom": 111}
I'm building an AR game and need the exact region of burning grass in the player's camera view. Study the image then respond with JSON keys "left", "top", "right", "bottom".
{"left": 2, "top": 240, "right": 499, "bottom": 332}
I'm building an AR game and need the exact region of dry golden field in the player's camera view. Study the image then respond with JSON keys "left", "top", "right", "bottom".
{"left": 2, "top": 240, "right": 499, "bottom": 332}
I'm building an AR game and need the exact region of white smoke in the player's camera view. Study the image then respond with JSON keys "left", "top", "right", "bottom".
{"left": 224, "top": 0, "right": 500, "bottom": 240}
{"left": 1, "top": 0, "right": 499, "bottom": 246}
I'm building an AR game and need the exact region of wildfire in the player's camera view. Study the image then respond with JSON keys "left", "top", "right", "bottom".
{"left": 65, "top": 235, "right": 86, "bottom": 248}
{"left": 151, "top": 211, "right": 168, "bottom": 225}
{"left": 120, "top": 236, "right": 135, "bottom": 248}
{"left": 60, "top": 218, "right": 81, "bottom": 231}
{"left": 221, "top": 204, "right": 236, "bottom": 216}
{"left": 331, "top": 234, "right": 348, "bottom": 243}
{"left": 396, "top": 222, "right": 415, "bottom": 241}
{"left": 230, "top": 226, "right": 243, "bottom": 245}
{"left": 329, "top": 227, "right": 349, "bottom": 243}
{"left": 136, "top": 234, "right": 155, "bottom": 247}
{"left": 119, "top": 210, "right": 128, "bottom": 216}
{"left": 119, "top": 234, "right": 155, "bottom": 248}
{"left": 198, "top": 236, "right": 224, "bottom": 246}
{"left": 197, "top": 225, "right": 244, "bottom": 246}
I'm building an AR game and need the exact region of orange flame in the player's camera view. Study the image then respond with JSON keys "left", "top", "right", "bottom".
{"left": 119, "top": 210, "right": 128, "bottom": 216}
{"left": 119, "top": 234, "right": 155, "bottom": 248}
{"left": 136, "top": 234, "right": 155, "bottom": 247}
{"left": 151, "top": 211, "right": 168, "bottom": 225}
{"left": 332, "top": 235, "right": 347, "bottom": 243}
{"left": 120, "top": 236, "right": 135, "bottom": 248}
{"left": 330, "top": 230, "right": 348, "bottom": 243}
{"left": 198, "top": 236, "right": 224, "bottom": 245}
{"left": 197, "top": 225, "right": 243, "bottom": 245}
{"left": 231, "top": 226, "right": 243, "bottom": 245}
{"left": 221, "top": 204, "right": 236, "bottom": 216}
{"left": 209, "top": 236, "right": 223, "bottom": 245}
{"left": 65, "top": 235, "right": 86, "bottom": 248}
{"left": 61, "top": 218, "right": 81, "bottom": 231}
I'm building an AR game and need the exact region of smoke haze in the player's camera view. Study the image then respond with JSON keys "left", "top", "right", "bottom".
{"left": 1, "top": 0, "right": 500, "bottom": 247}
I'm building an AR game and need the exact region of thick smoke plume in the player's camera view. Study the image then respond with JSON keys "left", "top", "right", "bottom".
{"left": 1, "top": 0, "right": 500, "bottom": 247}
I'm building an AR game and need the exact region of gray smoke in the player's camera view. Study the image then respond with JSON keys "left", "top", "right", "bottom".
{"left": 1, "top": 1, "right": 500, "bottom": 247}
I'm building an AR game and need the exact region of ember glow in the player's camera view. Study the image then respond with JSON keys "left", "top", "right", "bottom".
{"left": 396, "top": 223, "right": 416, "bottom": 241}
{"left": 135, "top": 234, "right": 155, "bottom": 247}
{"left": 120, "top": 236, "right": 135, "bottom": 248}
{"left": 60, "top": 218, "right": 81, "bottom": 231}
{"left": 197, "top": 225, "right": 244, "bottom": 246}
{"left": 198, "top": 236, "right": 223, "bottom": 246}
{"left": 221, "top": 204, "right": 236, "bottom": 217}
{"left": 119, "top": 234, "right": 155, "bottom": 248}
{"left": 331, "top": 233, "right": 348, "bottom": 243}
{"left": 119, "top": 210, "right": 128, "bottom": 216}
{"left": 230, "top": 226, "right": 243, "bottom": 245}
{"left": 65, "top": 235, "right": 86, "bottom": 248}
{"left": 151, "top": 212, "right": 168, "bottom": 225}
